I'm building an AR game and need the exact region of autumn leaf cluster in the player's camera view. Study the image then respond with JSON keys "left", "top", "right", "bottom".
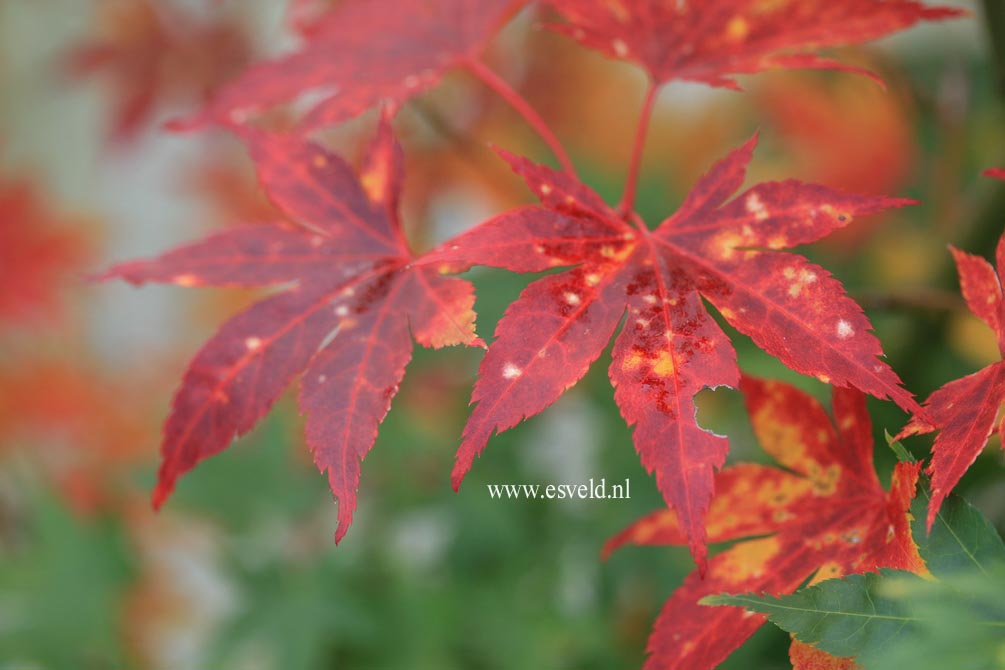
{"left": 91, "top": 1, "right": 1005, "bottom": 668}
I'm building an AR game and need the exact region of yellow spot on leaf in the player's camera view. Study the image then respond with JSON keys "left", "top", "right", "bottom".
{"left": 622, "top": 350, "right": 645, "bottom": 371}
{"left": 360, "top": 169, "right": 386, "bottom": 204}
{"left": 808, "top": 463, "right": 841, "bottom": 496}
{"left": 173, "top": 273, "right": 198, "bottom": 287}
{"left": 715, "top": 537, "right": 780, "bottom": 584}
{"left": 809, "top": 561, "right": 843, "bottom": 585}
{"left": 726, "top": 16, "right": 750, "bottom": 40}
{"left": 652, "top": 350, "right": 676, "bottom": 377}
{"left": 708, "top": 230, "right": 749, "bottom": 259}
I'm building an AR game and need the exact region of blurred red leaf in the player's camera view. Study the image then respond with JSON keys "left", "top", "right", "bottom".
{"left": 68, "top": 0, "right": 254, "bottom": 141}
{"left": 184, "top": 150, "right": 282, "bottom": 226}
{"left": 0, "top": 180, "right": 86, "bottom": 326}
{"left": 433, "top": 135, "right": 918, "bottom": 569}
{"left": 758, "top": 73, "right": 915, "bottom": 197}
{"left": 100, "top": 112, "right": 482, "bottom": 541}
{"left": 756, "top": 72, "right": 918, "bottom": 250}
{"left": 177, "top": 0, "right": 521, "bottom": 132}
{"left": 0, "top": 360, "right": 155, "bottom": 514}
{"left": 546, "top": 0, "right": 964, "bottom": 89}
{"left": 605, "top": 376, "right": 925, "bottom": 670}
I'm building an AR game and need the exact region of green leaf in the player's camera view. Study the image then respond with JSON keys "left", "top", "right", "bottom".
{"left": 701, "top": 570, "right": 920, "bottom": 659}
{"left": 913, "top": 487, "right": 1005, "bottom": 579}
{"left": 884, "top": 429, "right": 915, "bottom": 463}
{"left": 702, "top": 569, "right": 1005, "bottom": 669}
{"left": 872, "top": 570, "right": 1005, "bottom": 670}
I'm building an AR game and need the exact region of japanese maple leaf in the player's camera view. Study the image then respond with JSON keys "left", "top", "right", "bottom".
{"left": 433, "top": 135, "right": 918, "bottom": 569}
{"left": 546, "top": 0, "right": 964, "bottom": 90}
{"left": 98, "top": 114, "right": 482, "bottom": 541}
{"left": 176, "top": 0, "right": 521, "bottom": 132}
{"left": 604, "top": 376, "right": 925, "bottom": 670}
{"left": 895, "top": 169, "right": 1005, "bottom": 530}
{"left": 68, "top": 0, "right": 253, "bottom": 141}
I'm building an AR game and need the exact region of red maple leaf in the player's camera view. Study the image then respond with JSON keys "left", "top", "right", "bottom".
{"left": 546, "top": 0, "right": 964, "bottom": 89}
{"left": 176, "top": 0, "right": 521, "bottom": 132}
{"left": 895, "top": 168, "right": 1005, "bottom": 530}
{"left": 432, "top": 136, "right": 919, "bottom": 569}
{"left": 98, "top": 112, "right": 482, "bottom": 541}
{"left": 604, "top": 376, "right": 925, "bottom": 670}
{"left": 68, "top": 0, "right": 254, "bottom": 141}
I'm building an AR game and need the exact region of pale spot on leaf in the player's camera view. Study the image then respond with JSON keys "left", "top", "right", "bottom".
{"left": 836, "top": 319, "right": 854, "bottom": 339}
{"left": 745, "top": 192, "right": 768, "bottom": 221}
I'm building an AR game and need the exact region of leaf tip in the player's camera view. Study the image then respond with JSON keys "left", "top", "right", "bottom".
{"left": 150, "top": 480, "right": 172, "bottom": 511}
{"left": 450, "top": 462, "right": 467, "bottom": 492}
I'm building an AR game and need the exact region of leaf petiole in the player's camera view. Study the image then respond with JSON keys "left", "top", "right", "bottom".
{"left": 619, "top": 81, "right": 660, "bottom": 217}
{"left": 461, "top": 56, "right": 576, "bottom": 176}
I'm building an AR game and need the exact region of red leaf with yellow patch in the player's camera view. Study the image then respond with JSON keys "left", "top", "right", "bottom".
{"left": 604, "top": 376, "right": 925, "bottom": 670}
{"left": 546, "top": 0, "right": 964, "bottom": 89}
{"left": 99, "top": 112, "right": 482, "bottom": 542}
{"left": 433, "top": 135, "right": 918, "bottom": 569}
{"left": 176, "top": 0, "right": 520, "bottom": 132}
{"left": 896, "top": 172, "right": 1005, "bottom": 530}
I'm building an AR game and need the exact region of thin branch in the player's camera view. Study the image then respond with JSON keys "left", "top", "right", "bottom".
{"left": 461, "top": 57, "right": 576, "bottom": 175}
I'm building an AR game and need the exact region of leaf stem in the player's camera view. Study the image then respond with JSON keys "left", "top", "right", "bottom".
{"left": 619, "top": 82, "right": 660, "bottom": 217}
{"left": 462, "top": 57, "right": 576, "bottom": 175}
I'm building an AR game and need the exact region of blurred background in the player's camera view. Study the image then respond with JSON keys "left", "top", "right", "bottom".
{"left": 0, "top": 0, "right": 1002, "bottom": 668}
